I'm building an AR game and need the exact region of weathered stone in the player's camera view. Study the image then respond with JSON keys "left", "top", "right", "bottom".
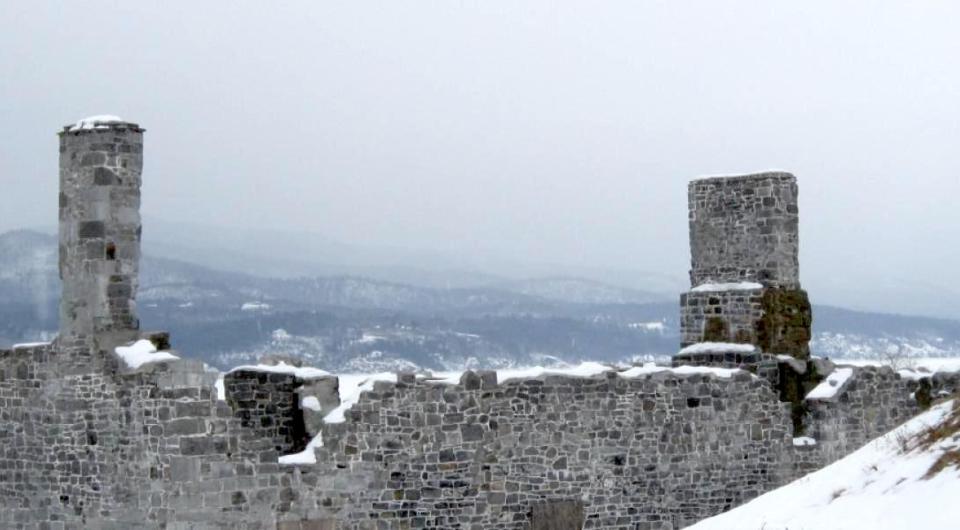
{"left": 679, "top": 172, "right": 811, "bottom": 361}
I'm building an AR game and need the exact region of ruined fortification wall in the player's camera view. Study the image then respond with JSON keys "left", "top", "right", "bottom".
{"left": 799, "top": 366, "right": 960, "bottom": 472}
{"left": 4, "top": 122, "right": 953, "bottom": 530}
{"left": 305, "top": 370, "right": 793, "bottom": 530}
{"left": 1, "top": 340, "right": 954, "bottom": 529}
{"left": 1, "top": 342, "right": 801, "bottom": 530}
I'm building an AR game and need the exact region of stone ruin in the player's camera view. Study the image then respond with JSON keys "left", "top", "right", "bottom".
{"left": 0, "top": 121, "right": 956, "bottom": 529}
{"left": 676, "top": 172, "right": 812, "bottom": 367}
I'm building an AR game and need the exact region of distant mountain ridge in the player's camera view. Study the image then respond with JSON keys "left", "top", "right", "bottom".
{"left": 2, "top": 229, "right": 959, "bottom": 371}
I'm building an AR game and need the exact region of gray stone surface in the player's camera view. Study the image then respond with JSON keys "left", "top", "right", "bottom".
{"left": 58, "top": 120, "right": 144, "bottom": 361}
{"left": 680, "top": 172, "right": 811, "bottom": 359}
{"left": 298, "top": 376, "right": 340, "bottom": 436}
{"left": 688, "top": 171, "right": 799, "bottom": 289}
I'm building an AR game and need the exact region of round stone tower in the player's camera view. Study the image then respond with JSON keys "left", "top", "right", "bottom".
{"left": 57, "top": 116, "right": 144, "bottom": 357}
{"left": 677, "top": 171, "right": 812, "bottom": 365}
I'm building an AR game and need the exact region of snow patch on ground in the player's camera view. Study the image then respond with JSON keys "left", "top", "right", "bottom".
{"left": 843, "top": 357, "right": 960, "bottom": 374}
{"left": 356, "top": 334, "right": 385, "bottom": 344}
{"left": 678, "top": 342, "right": 757, "bottom": 355}
{"left": 629, "top": 321, "right": 666, "bottom": 332}
{"left": 691, "top": 282, "right": 763, "bottom": 292}
{"left": 687, "top": 400, "right": 960, "bottom": 530}
{"left": 806, "top": 367, "right": 854, "bottom": 400}
{"left": 114, "top": 340, "right": 179, "bottom": 369}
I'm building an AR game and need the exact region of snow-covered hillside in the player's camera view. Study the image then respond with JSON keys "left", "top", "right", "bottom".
{"left": 688, "top": 399, "right": 960, "bottom": 530}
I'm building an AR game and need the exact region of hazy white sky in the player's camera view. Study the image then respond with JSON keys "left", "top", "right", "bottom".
{"left": 2, "top": 2, "right": 958, "bottom": 315}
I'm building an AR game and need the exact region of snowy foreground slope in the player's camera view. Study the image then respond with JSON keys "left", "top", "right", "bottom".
{"left": 687, "top": 399, "right": 960, "bottom": 530}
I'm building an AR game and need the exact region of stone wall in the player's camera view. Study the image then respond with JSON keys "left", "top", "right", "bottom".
{"left": 679, "top": 289, "right": 765, "bottom": 347}
{"left": 688, "top": 172, "right": 799, "bottom": 289}
{"left": 2, "top": 341, "right": 955, "bottom": 529}
{"left": 224, "top": 370, "right": 311, "bottom": 455}
{"left": 800, "top": 366, "right": 960, "bottom": 470}
{"left": 679, "top": 288, "right": 812, "bottom": 358}
{"left": 306, "top": 369, "right": 795, "bottom": 530}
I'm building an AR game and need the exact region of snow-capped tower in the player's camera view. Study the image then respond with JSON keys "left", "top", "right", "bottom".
{"left": 57, "top": 116, "right": 145, "bottom": 359}
{"left": 677, "top": 171, "right": 812, "bottom": 365}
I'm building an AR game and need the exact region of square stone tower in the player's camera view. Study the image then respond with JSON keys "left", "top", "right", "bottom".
{"left": 57, "top": 116, "right": 144, "bottom": 360}
{"left": 677, "top": 171, "right": 812, "bottom": 364}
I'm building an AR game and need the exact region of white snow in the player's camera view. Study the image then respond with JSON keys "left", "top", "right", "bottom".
{"left": 497, "top": 361, "right": 612, "bottom": 383}
{"left": 227, "top": 362, "right": 330, "bottom": 380}
{"left": 793, "top": 436, "right": 817, "bottom": 447}
{"left": 279, "top": 434, "right": 322, "bottom": 465}
{"left": 240, "top": 302, "right": 271, "bottom": 311}
{"left": 843, "top": 357, "right": 960, "bottom": 374}
{"left": 12, "top": 341, "right": 51, "bottom": 349}
{"left": 678, "top": 342, "right": 757, "bottom": 355}
{"left": 694, "top": 169, "right": 792, "bottom": 179}
{"left": 687, "top": 400, "right": 960, "bottom": 530}
{"left": 691, "top": 281, "right": 763, "bottom": 292}
{"left": 214, "top": 376, "right": 225, "bottom": 401}
{"left": 806, "top": 367, "right": 854, "bottom": 400}
{"left": 619, "top": 362, "right": 743, "bottom": 379}
{"left": 114, "top": 340, "right": 179, "bottom": 369}
{"left": 629, "top": 321, "right": 666, "bottom": 332}
{"left": 68, "top": 115, "right": 126, "bottom": 131}
{"left": 301, "top": 396, "right": 321, "bottom": 411}
{"left": 424, "top": 361, "right": 743, "bottom": 387}
{"left": 280, "top": 373, "right": 397, "bottom": 464}
{"left": 323, "top": 373, "right": 398, "bottom": 423}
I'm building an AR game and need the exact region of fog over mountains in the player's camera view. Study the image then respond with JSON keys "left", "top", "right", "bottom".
{"left": 3, "top": 227, "right": 959, "bottom": 371}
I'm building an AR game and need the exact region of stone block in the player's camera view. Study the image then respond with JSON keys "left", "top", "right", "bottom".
{"left": 530, "top": 499, "right": 585, "bottom": 530}
{"left": 77, "top": 220, "right": 105, "bottom": 239}
{"left": 169, "top": 457, "right": 200, "bottom": 482}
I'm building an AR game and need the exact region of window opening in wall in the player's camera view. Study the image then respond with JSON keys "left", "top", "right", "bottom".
{"left": 106, "top": 242, "right": 116, "bottom": 260}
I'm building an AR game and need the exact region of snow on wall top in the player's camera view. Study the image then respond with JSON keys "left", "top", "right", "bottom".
{"left": 805, "top": 367, "right": 854, "bottom": 400}
{"left": 678, "top": 342, "right": 757, "bottom": 355}
{"left": 114, "top": 340, "right": 179, "bottom": 369}
{"left": 690, "top": 282, "right": 763, "bottom": 293}
{"left": 63, "top": 115, "right": 142, "bottom": 133}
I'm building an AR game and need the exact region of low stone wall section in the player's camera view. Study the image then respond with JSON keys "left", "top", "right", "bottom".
{"left": 307, "top": 369, "right": 794, "bottom": 530}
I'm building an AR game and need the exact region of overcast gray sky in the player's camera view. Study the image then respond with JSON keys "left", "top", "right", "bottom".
{"left": 2, "top": 1, "right": 958, "bottom": 317}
